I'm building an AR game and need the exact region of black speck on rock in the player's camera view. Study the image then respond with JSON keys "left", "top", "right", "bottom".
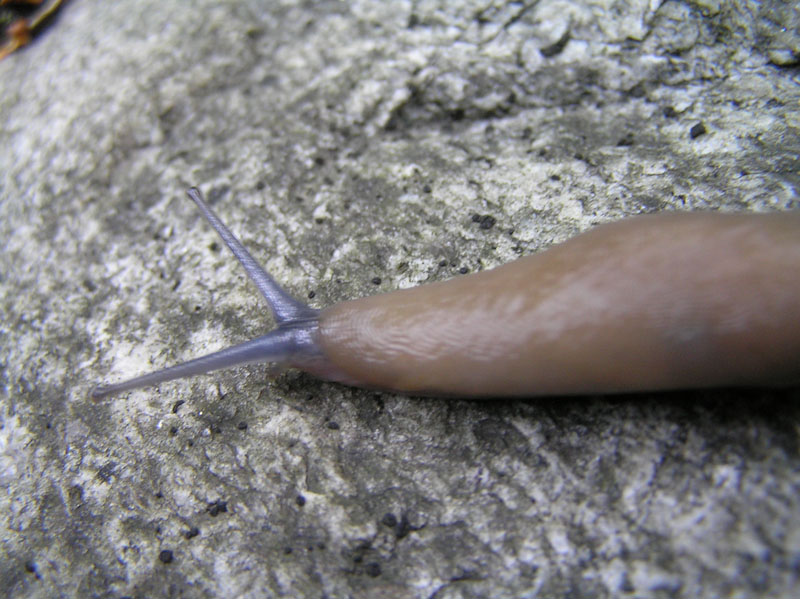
{"left": 616, "top": 133, "right": 634, "bottom": 147}
{"left": 237, "top": 421, "right": 248, "bottom": 431}
{"left": 158, "top": 550, "right": 174, "bottom": 564}
{"left": 365, "top": 562, "right": 382, "bottom": 577}
{"left": 296, "top": 495, "right": 306, "bottom": 507}
{"left": 690, "top": 122, "right": 707, "bottom": 139}
{"left": 381, "top": 513, "right": 398, "bottom": 527}
{"left": 478, "top": 215, "right": 496, "bottom": 230}
{"left": 540, "top": 29, "right": 570, "bottom": 58}
{"left": 326, "top": 421, "right": 340, "bottom": 430}
{"left": 208, "top": 500, "right": 228, "bottom": 516}
{"left": 396, "top": 514, "right": 412, "bottom": 539}
{"left": 184, "top": 527, "right": 200, "bottom": 540}
{"left": 96, "top": 461, "right": 117, "bottom": 484}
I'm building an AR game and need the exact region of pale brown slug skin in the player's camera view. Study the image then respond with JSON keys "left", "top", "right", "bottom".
{"left": 317, "top": 212, "right": 800, "bottom": 396}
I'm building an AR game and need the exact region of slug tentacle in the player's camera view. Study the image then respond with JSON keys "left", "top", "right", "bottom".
{"left": 90, "top": 326, "right": 317, "bottom": 400}
{"left": 186, "top": 187, "right": 318, "bottom": 324}
{"left": 92, "top": 188, "right": 331, "bottom": 399}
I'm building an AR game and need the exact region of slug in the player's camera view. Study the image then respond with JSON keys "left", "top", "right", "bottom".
{"left": 91, "top": 188, "right": 800, "bottom": 399}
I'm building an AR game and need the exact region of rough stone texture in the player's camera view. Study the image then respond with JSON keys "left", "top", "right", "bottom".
{"left": 1, "top": 0, "right": 799, "bottom": 597}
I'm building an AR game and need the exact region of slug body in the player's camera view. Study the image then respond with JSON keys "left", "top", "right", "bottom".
{"left": 91, "top": 189, "right": 800, "bottom": 400}
{"left": 320, "top": 213, "right": 800, "bottom": 395}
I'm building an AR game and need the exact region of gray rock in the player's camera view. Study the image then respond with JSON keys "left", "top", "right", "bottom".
{"left": 1, "top": 1, "right": 798, "bottom": 597}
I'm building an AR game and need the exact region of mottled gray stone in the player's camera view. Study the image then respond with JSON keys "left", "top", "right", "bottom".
{"left": 1, "top": 1, "right": 799, "bottom": 598}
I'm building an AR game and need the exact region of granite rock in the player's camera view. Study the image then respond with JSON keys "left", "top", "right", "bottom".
{"left": 1, "top": 1, "right": 799, "bottom": 597}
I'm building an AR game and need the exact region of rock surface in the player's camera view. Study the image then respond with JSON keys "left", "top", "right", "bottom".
{"left": 1, "top": 1, "right": 799, "bottom": 597}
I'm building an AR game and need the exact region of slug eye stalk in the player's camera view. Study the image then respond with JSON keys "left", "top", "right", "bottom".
{"left": 90, "top": 188, "right": 323, "bottom": 400}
